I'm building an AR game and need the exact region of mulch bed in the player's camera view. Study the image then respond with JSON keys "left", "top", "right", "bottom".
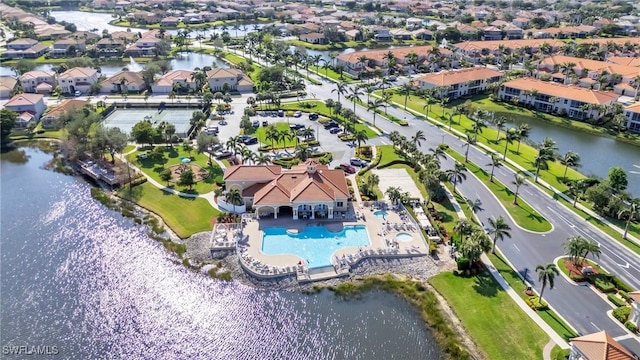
{"left": 564, "top": 260, "right": 600, "bottom": 278}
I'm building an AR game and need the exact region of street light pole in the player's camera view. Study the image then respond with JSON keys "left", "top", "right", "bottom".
{"left": 441, "top": 133, "right": 445, "bottom": 145}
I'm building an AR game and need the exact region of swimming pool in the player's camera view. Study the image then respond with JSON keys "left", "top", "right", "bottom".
{"left": 262, "top": 225, "right": 371, "bottom": 268}
{"left": 373, "top": 210, "right": 388, "bottom": 218}
{"left": 396, "top": 232, "right": 413, "bottom": 242}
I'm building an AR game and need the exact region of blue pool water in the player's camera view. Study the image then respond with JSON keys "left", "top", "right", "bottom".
{"left": 262, "top": 225, "right": 371, "bottom": 268}
{"left": 396, "top": 232, "right": 414, "bottom": 242}
{"left": 373, "top": 210, "right": 388, "bottom": 218}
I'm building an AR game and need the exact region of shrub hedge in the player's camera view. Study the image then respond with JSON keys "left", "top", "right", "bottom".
{"left": 611, "top": 276, "right": 633, "bottom": 293}
{"left": 525, "top": 296, "right": 549, "bottom": 311}
{"left": 612, "top": 306, "right": 630, "bottom": 323}
{"left": 619, "top": 291, "right": 631, "bottom": 303}
{"left": 607, "top": 293, "right": 627, "bottom": 307}
{"left": 593, "top": 277, "right": 617, "bottom": 293}
{"left": 625, "top": 321, "right": 638, "bottom": 334}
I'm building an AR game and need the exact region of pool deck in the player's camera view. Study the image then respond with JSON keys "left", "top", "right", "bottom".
{"left": 212, "top": 202, "right": 431, "bottom": 282}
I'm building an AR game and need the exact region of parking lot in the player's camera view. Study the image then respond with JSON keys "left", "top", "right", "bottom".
{"left": 205, "top": 106, "right": 362, "bottom": 167}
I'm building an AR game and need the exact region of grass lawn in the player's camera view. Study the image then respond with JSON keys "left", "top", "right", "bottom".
{"left": 550, "top": 345, "right": 571, "bottom": 360}
{"left": 309, "top": 65, "right": 358, "bottom": 83}
{"left": 126, "top": 146, "right": 223, "bottom": 195}
{"left": 117, "top": 182, "right": 219, "bottom": 239}
{"left": 490, "top": 253, "right": 578, "bottom": 342}
{"left": 250, "top": 122, "right": 298, "bottom": 147}
{"left": 447, "top": 149, "right": 552, "bottom": 233}
{"left": 430, "top": 271, "right": 548, "bottom": 360}
{"left": 10, "top": 129, "right": 64, "bottom": 141}
{"left": 275, "top": 100, "right": 378, "bottom": 138}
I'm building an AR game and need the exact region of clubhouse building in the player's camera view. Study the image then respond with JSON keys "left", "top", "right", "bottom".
{"left": 222, "top": 160, "right": 349, "bottom": 219}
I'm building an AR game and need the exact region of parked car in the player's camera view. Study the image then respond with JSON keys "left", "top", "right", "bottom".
{"left": 262, "top": 120, "right": 269, "bottom": 126}
{"left": 329, "top": 127, "right": 342, "bottom": 134}
{"left": 219, "top": 119, "right": 228, "bottom": 125}
{"left": 350, "top": 157, "right": 368, "bottom": 167}
{"left": 294, "top": 111, "right": 302, "bottom": 118}
{"left": 74, "top": 90, "right": 82, "bottom": 97}
{"left": 214, "top": 150, "right": 233, "bottom": 159}
{"left": 289, "top": 123, "right": 305, "bottom": 130}
{"left": 252, "top": 120, "right": 260, "bottom": 127}
{"left": 204, "top": 127, "right": 219, "bottom": 135}
{"left": 309, "top": 113, "right": 319, "bottom": 120}
{"left": 323, "top": 121, "right": 339, "bottom": 129}
{"left": 340, "top": 163, "right": 356, "bottom": 174}
{"left": 242, "top": 136, "right": 258, "bottom": 145}
{"left": 209, "top": 144, "right": 223, "bottom": 152}
{"left": 277, "top": 110, "right": 284, "bottom": 117}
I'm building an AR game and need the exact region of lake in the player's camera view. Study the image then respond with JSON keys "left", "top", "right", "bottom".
{"left": 0, "top": 146, "right": 442, "bottom": 359}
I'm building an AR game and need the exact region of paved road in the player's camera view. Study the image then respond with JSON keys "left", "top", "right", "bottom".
{"left": 304, "top": 79, "right": 640, "bottom": 349}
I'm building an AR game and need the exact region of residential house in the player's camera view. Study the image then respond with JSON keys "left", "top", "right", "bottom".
{"left": 50, "top": 39, "right": 86, "bottom": 57}
{"left": 33, "top": 24, "right": 71, "bottom": 40}
{"left": 299, "top": 32, "right": 327, "bottom": 45}
{"left": 100, "top": 71, "right": 146, "bottom": 94}
{"left": 624, "top": 103, "right": 640, "bottom": 133}
{"left": 454, "top": 39, "right": 565, "bottom": 64}
{"left": 406, "top": 17, "right": 423, "bottom": 30}
{"left": 58, "top": 67, "right": 99, "bottom": 94}
{"left": 206, "top": 68, "right": 253, "bottom": 93}
{"left": 160, "top": 16, "right": 180, "bottom": 27}
{"left": 483, "top": 26, "right": 502, "bottom": 41}
{"left": 0, "top": 76, "right": 18, "bottom": 99}
{"left": 512, "top": 17, "right": 530, "bottom": 29}
{"left": 124, "top": 29, "right": 163, "bottom": 57}
{"left": 3, "top": 38, "right": 49, "bottom": 59}
{"left": 3, "top": 93, "right": 47, "bottom": 128}
{"left": 413, "top": 29, "right": 433, "bottom": 40}
{"left": 608, "top": 56, "right": 640, "bottom": 67}
{"left": 151, "top": 70, "right": 194, "bottom": 94}
{"left": 390, "top": 29, "right": 413, "bottom": 41}
{"left": 344, "top": 29, "right": 362, "bottom": 41}
{"left": 535, "top": 55, "right": 640, "bottom": 96}
{"left": 336, "top": 45, "right": 454, "bottom": 76}
{"left": 498, "top": 77, "right": 620, "bottom": 120}
{"left": 19, "top": 70, "right": 56, "bottom": 94}
{"left": 569, "top": 331, "right": 635, "bottom": 360}
{"left": 371, "top": 26, "right": 391, "bottom": 41}
{"left": 95, "top": 38, "right": 124, "bottom": 57}
{"left": 416, "top": 67, "right": 503, "bottom": 99}
{"left": 222, "top": 160, "right": 349, "bottom": 219}
{"left": 504, "top": 24, "right": 524, "bottom": 40}
{"left": 40, "top": 99, "right": 89, "bottom": 128}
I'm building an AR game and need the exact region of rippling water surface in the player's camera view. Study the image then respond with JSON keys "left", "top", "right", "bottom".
{"left": 1, "top": 147, "right": 441, "bottom": 359}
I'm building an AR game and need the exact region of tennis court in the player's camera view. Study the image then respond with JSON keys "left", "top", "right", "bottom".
{"left": 103, "top": 108, "right": 194, "bottom": 137}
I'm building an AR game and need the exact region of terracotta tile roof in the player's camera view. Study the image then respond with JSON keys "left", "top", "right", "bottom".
{"left": 571, "top": 331, "right": 635, "bottom": 360}
{"left": 502, "top": 77, "right": 620, "bottom": 105}
{"left": 5, "top": 93, "right": 44, "bottom": 106}
{"left": 19, "top": 70, "right": 55, "bottom": 81}
{"left": 417, "top": 67, "right": 502, "bottom": 87}
{"left": 43, "top": 99, "right": 89, "bottom": 119}
{"left": 153, "top": 70, "right": 194, "bottom": 87}
{"left": 101, "top": 71, "right": 145, "bottom": 86}
{"left": 254, "top": 182, "right": 290, "bottom": 205}
{"left": 629, "top": 290, "right": 640, "bottom": 302}
{"left": 59, "top": 67, "right": 97, "bottom": 80}
{"left": 223, "top": 165, "right": 281, "bottom": 181}
{"left": 206, "top": 68, "right": 252, "bottom": 85}
{"left": 608, "top": 56, "right": 640, "bottom": 67}
{"left": 0, "top": 76, "right": 17, "bottom": 91}
{"left": 337, "top": 45, "right": 450, "bottom": 64}
{"left": 454, "top": 39, "right": 565, "bottom": 52}
{"left": 576, "top": 37, "right": 640, "bottom": 46}
{"left": 539, "top": 55, "right": 640, "bottom": 77}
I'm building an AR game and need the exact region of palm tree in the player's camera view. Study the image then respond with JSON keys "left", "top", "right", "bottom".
{"left": 494, "top": 116, "right": 507, "bottom": 142}
{"left": 332, "top": 82, "right": 348, "bottom": 103}
{"left": 462, "top": 134, "right": 476, "bottom": 162}
{"left": 512, "top": 174, "right": 526, "bottom": 204}
{"left": 617, "top": 199, "right": 640, "bottom": 239}
{"left": 265, "top": 125, "right": 280, "bottom": 153}
{"left": 581, "top": 239, "right": 601, "bottom": 263}
{"left": 381, "top": 91, "right": 392, "bottom": 115}
{"left": 294, "top": 143, "right": 313, "bottom": 161}
{"left": 559, "top": 151, "right": 580, "bottom": 179}
{"left": 487, "top": 153, "right": 502, "bottom": 182}
{"left": 255, "top": 153, "right": 271, "bottom": 165}
{"left": 354, "top": 129, "right": 368, "bottom": 149}
{"left": 459, "top": 229, "right": 492, "bottom": 264}
{"left": 453, "top": 218, "right": 474, "bottom": 242}
{"left": 348, "top": 86, "right": 364, "bottom": 113}
{"left": 226, "top": 136, "right": 239, "bottom": 157}
{"left": 564, "top": 236, "right": 586, "bottom": 265}
{"left": 385, "top": 186, "right": 403, "bottom": 204}
{"left": 515, "top": 123, "right": 531, "bottom": 153}
{"left": 224, "top": 188, "right": 243, "bottom": 213}
{"left": 398, "top": 81, "right": 414, "bottom": 110}
{"left": 446, "top": 162, "right": 467, "bottom": 193}
{"left": 487, "top": 216, "right": 512, "bottom": 254}
{"left": 502, "top": 129, "right": 518, "bottom": 160}
{"left": 536, "top": 263, "right": 559, "bottom": 304}
{"left": 466, "top": 198, "right": 483, "bottom": 213}
{"left": 411, "top": 130, "right": 426, "bottom": 147}
{"left": 533, "top": 152, "right": 551, "bottom": 183}
{"left": 367, "top": 99, "right": 384, "bottom": 127}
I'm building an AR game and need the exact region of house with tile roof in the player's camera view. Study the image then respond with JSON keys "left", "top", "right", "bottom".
{"left": 498, "top": 77, "right": 620, "bottom": 121}
{"left": 40, "top": 99, "right": 89, "bottom": 128}
{"left": 19, "top": 70, "right": 56, "bottom": 94}
{"left": 58, "top": 67, "right": 99, "bottom": 94}
{"left": 151, "top": 70, "right": 195, "bottom": 94}
{"left": 336, "top": 45, "right": 453, "bottom": 76}
{"left": 607, "top": 56, "right": 640, "bottom": 68}
{"left": 416, "top": 67, "right": 503, "bottom": 99}
{"left": 623, "top": 102, "right": 640, "bottom": 133}
{"left": 206, "top": 68, "right": 253, "bottom": 93}
{"left": 124, "top": 29, "right": 163, "bottom": 57}
{"left": 0, "top": 76, "right": 18, "bottom": 99}
{"left": 100, "top": 71, "right": 146, "bottom": 94}
{"left": 223, "top": 160, "right": 349, "bottom": 219}
{"left": 3, "top": 93, "right": 46, "bottom": 128}
{"left": 3, "top": 38, "right": 50, "bottom": 59}
{"left": 454, "top": 39, "right": 565, "bottom": 64}
{"left": 569, "top": 331, "right": 635, "bottom": 360}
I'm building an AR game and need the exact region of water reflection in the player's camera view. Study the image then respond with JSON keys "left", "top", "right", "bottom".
{"left": 0, "top": 148, "right": 441, "bottom": 359}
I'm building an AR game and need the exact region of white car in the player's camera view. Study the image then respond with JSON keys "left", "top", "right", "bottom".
{"left": 74, "top": 90, "right": 82, "bottom": 97}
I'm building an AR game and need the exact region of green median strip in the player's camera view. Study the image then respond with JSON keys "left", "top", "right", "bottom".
{"left": 446, "top": 149, "right": 552, "bottom": 233}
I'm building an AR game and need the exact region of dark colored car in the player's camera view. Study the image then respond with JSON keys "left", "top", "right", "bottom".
{"left": 242, "top": 137, "right": 258, "bottom": 145}
{"left": 323, "top": 121, "right": 339, "bottom": 129}
{"left": 252, "top": 120, "right": 260, "bottom": 127}
{"left": 340, "top": 163, "right": 356, "bottom": 174}
{"left": 309, "top": 113, "right": 319, "bottom": 120}
{"left": 329, "top": 127, "right": 342, "bottom": 134}
{"left": 214, "top": 150, "right": 233, "bottom": 159}
{"left": 262, "top": 120, "right": 269, "bottom": 126}
{"left": 290, "top": 123, "right": 305, "bottom": 130}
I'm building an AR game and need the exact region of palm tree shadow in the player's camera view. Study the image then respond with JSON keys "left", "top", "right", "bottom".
{"left": 472, "top": 272, "right": 499, "bottom": 297}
